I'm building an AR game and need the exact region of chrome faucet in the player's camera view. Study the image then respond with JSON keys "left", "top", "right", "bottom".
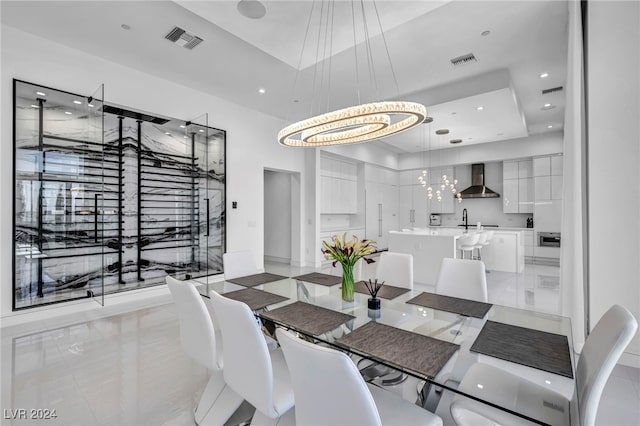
{"left": 462, "top": 208, "right": 468, "bottom": 231}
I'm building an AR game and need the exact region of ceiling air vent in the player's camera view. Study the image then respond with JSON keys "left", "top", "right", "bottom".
{"left": 165, "top": 26, "right": 204, "bottom": 50}
{"left": 542, "top": 86, "right": 564, "bottom": 95}
{"left": 450, "top": 53, "right": 477, "bottom": 67}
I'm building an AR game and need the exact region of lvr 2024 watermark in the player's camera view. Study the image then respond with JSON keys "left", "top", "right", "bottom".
{"left": 3, "top": 408, "right": 57, "bottom": 420}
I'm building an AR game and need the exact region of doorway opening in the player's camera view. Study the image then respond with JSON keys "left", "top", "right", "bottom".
{"left": 263, "top": 169, "right": 301, "bottom": 271}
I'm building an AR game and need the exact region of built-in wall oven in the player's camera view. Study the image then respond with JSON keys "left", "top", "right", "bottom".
{"left": 538, "top": 232, "right": 561, "bottom": 247}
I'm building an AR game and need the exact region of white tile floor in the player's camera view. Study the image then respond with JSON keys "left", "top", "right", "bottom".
{"left": 0, "top": 262, "right": 638, "bottom": 426}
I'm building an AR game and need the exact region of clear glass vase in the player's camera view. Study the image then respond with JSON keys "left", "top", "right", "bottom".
{"left": 341, "top": 263, "right": 355, "bottom": 302}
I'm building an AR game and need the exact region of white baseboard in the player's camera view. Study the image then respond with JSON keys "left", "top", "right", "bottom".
{"left": 1, "top": 284, "right": 172, "bottom": 329}
{"left": 619, "top": 351, "right": 640, "bottom": 368}
{"left": 264, "top": 255, "right": 290, "bottom": 264}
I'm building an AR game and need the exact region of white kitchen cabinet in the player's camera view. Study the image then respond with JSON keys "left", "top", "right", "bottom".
{"left": 524, "top": 230, "right": 534, "bottom": 258}
{"left": 551, "top": 155, "right": 563, "bottom": 176}
{"left": 413, "top": 185, "right": 429, "bottom": 227}
{"left": 398, "top": 186, "right": 413, "bottom": 230}
{"left": 320, "top": 155, "right": 358, "bottom": 214}
{"left": 503, "top": 178, "right": 519, "bottom": 213}
{"left": 365, "top": 167, "right": 398, "bottom": 249}
{"left": 480, "top": 231, "right": 525, "bottom": 273}
{"left": 518, "top": 177, "right": 534, "bottom": 213}
{"left": 551, "top": 175, "right": 563, "bottom": 200}
{"left": 503, "top": 160, "right": 533, "bottom": 213}
{"left": 518, "top": 160, "right": 533, "bottom": 178}
{"left": 533, "top": 156, "right": 551, "bottom": 177}
{"left": 534, "top": 176, "right": 551, "bottom": 200}
{"left": 533, "top": 155, "right": 563, "bottom": 202}
{"left": 320, "top": 175, "right": 357, "bottom": 213}
{"left": 503, "top": 161, "right": 519, "bottom": 180}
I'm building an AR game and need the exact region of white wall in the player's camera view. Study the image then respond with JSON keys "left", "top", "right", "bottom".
{"left": 264, "top": 170, "right": 292, "bottom": 263}
{"left": 0, "top": 26, "right": 310, "bottom": 318}
{"left": 587, "top": 1, "right": 640, "bottom": 365}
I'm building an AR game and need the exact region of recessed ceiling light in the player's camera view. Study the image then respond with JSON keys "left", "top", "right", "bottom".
{"left": 198, "top": 129, "right": 204, "bottom": 133}
{"left": 30, "top": 104, "right": 38, "bottom": 108}
{"left": 476, "top": 106, "right": 484, "bottom": 111}
{"left": 179, "top": 125, "right": 186, "bottom": 128}
{"left": 481, "top": 30, "right": 491, "bottom": 36}
{"left": 545, "top": 380, "right": 551, "bottom": 385}
{"left": 237, "top": 0, "right": 266, "bottom": 19}
{"left": 258, "top": 88, "right": 266, "bottom": 94}
{"left": 88, "top": 104, "right": 94, "bottom": 108}
{"left": 36, "top": 91, "right": 46, "bottom": 96}
{"left": 293, "top": 99, "right": 299, "bottom": 103}
{"left": 165, "top": 132, "right": 171, "bottom": 135}
{"left": 64, "top": 111, "right": 72, "bottom": 115}
{"left": 544, "top": 103, "right": 552, "bottom": 108}
{"left": 183, "top": 136, "right": 188, "bottom": 139}
{"left": 477, "top": 384, "right": 484, "bottom": 389}
{"left": 435, "top": 129, "right": 450, "bottom": 135}
{"left": 450, "top": 139, "right": 463, "bottom": 144}
{"left": 540, "top": 72, "right": 549, "bottom": 78}
{"left": 547, "top": 125, "right": 553, "bottom": 129}
{"left": 73, "top": 100, "right": 82, "bottom": 105}
{"left": 451, "top": 112, "right": 457, "bottom": 115}
{"left": 121, "top": 24, "right": 131, "bottom": 30}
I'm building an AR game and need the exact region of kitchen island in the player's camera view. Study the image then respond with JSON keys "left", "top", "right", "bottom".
{"left": 388, "top": 227, "right": 524, "bottom": 285}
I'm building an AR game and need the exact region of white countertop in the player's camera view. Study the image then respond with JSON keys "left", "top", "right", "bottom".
{"left": 427, "top": 225, "right": 533, "bottom": 231}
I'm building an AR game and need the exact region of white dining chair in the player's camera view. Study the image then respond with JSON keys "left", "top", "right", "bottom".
{"left": 435, "top": 258, "right": 488, "bottom": 303}
{"left": 209, "top": 290, "right": 295, "bottom": 426}
{"left": 223, "top": 250, "right": 259, "bottom": 280}
{"left": 375, "top": 251, "right": 413, "bottom": 289}
{"left": 166, "top": 276, "right": 244, "bottom": 425}
{"left": 450, "top": 304, "right": 638, "bottom": 426}
{"left": 276, "top": 328, "right": 443, "bottom": 426}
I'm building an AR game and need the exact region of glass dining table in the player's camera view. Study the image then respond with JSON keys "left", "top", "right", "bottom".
{"left": 194, "top": 273, "right": 576, "bottom": 426}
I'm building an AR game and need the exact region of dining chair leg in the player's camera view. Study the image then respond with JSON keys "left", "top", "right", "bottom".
{"left": 195, "top": 371, "right": 244, "bottom": 426}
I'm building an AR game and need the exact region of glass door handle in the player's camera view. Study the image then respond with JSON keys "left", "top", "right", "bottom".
{"left": 205, "top": 198, "right": 210, "bottom": 237}
{"left": 94, "top": 194, "right": 99, "bottom": 243}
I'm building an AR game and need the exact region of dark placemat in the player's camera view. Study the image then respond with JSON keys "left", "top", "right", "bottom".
{"left": 470, "top": 321, "right": 573, "bottom": 378}
{"left": 336, "top": 322, "right": 459, "bottom": 379}
{"left": 261, "top": 301, "right": 355, "bottom": 336}
{"left": 293, "top": 272, "right": 342, "bottom": 287}
{"left": 354, "top": 281, "right": 410, "bottom": 300}
{"left": 222, "top": 288, "right": 289, "bottom": 311}
{"left": 226, "top": 272, "right": 288, "bottom": 287}
{"left": 406, "top": 292, "right": 493, "bottom": 319}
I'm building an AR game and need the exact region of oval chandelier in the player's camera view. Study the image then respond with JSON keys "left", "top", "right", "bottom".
{"left": 278, "top": 0, "right": 426, "bottom": 147}
{"left": 279, "top": 101, "right": 426, "bottom": 147}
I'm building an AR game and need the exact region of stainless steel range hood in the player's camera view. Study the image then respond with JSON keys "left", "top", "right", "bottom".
{"left": 458, "top": 163, "right": 500, "bottom": 199}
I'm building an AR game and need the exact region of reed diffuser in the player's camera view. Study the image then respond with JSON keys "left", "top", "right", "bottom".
{"left": 364, "top": 278, "right": 384, "bottom": 310}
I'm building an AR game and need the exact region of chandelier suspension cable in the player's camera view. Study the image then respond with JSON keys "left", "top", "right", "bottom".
{"left": 371, "top": 0, "right": 401, "bottom": 99}
{"left": 323, "top": 0, "right": 336, "bottom": 115}
{"left": 310, "top": 0, "right": 325, "bottom": 118}
{"left": 350, "top": 0, "right": 361, "bottom": 106}
{"left": 278, "top": 0, "right": 427, "bottom": 147}
{"left": 359, "top": 0, "right": 378, "bottom": 103}
{"left": 286, "top": 0, "right": 317, "bottom": 125}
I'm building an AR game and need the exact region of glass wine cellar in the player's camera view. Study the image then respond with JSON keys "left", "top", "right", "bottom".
{"left": 13, "top": 80, "right": 226, "bottom": 310}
